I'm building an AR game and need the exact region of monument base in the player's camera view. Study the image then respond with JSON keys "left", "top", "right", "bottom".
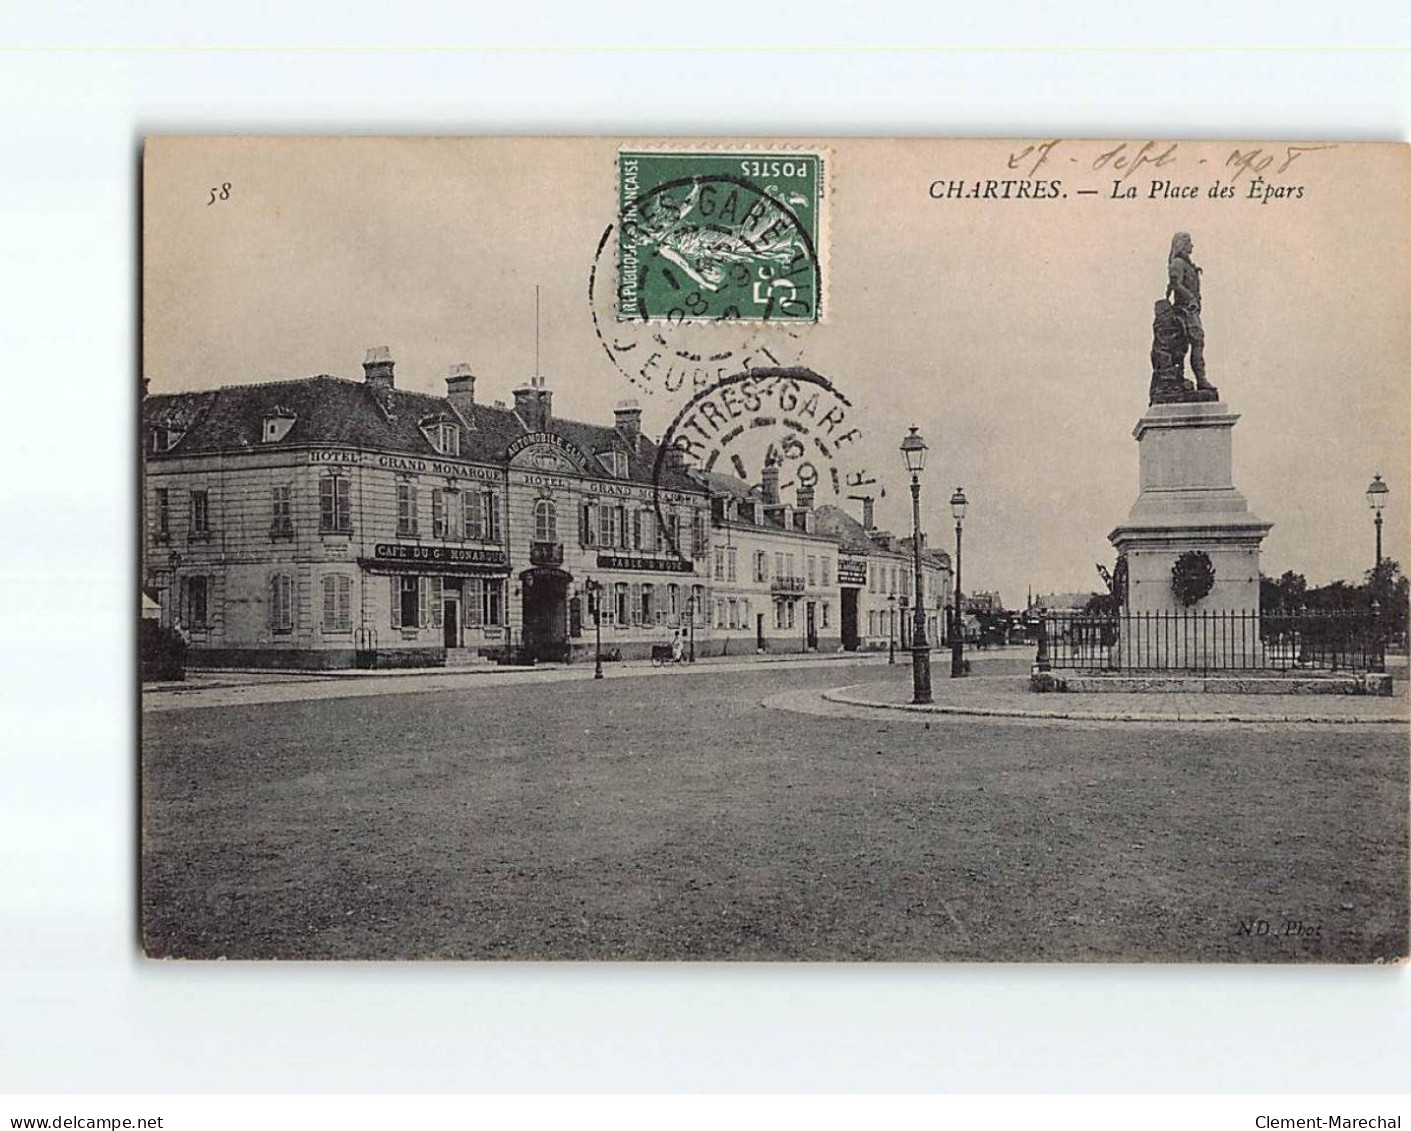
{"left": 1110, "top": 399, "right": 1271, "bottom": 619}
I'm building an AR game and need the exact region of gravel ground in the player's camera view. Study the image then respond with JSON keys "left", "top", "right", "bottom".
{"left": 141, "top": 660, "right": 1408, "bottom": 962}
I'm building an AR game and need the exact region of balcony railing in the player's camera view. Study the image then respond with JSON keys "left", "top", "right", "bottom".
{"left": 1035, "top": 610, "right": 1386, "bottom": 674}
{"left": 530, "top": 540, "right": 564, "bottom": 567}
{"left": 771, "top": 575, "right": 805, "bottom": 594}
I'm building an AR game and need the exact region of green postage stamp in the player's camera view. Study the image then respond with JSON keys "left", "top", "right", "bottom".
{"left": 617, "top": 149, "right": 825, "bottom": 324}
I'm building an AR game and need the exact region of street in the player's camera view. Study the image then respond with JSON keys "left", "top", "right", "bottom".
{"left": 141, "top": 658, "right": 1409, "bottom": 962}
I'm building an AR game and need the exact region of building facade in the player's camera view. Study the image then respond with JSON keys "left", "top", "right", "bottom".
{"left": 698, "top": 465, "right": 843, "bottom": 656}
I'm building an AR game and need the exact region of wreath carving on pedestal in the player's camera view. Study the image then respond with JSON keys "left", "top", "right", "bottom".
{"left": 1171, "top": 550, "right": 1216, "bottom": 606}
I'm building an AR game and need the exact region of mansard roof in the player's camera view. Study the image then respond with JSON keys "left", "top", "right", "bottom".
{"left": 141, "top": 374, "right": 700, "bottom": 492}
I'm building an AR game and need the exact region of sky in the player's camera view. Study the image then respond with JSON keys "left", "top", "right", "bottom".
{"left": 143, "top": 137, "right": 1410, "bottom": 607}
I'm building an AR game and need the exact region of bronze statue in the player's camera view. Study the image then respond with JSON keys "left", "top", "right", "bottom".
{"left": 1149, "top": 232, "right": 1219, "bottom": 404}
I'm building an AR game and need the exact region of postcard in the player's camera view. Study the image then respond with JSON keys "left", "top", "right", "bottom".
{"left": 141, "top": 137, "right": 1409, "bottom": 961}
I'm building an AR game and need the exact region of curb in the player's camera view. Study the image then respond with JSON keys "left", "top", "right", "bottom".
{"left": 820, "top": 686, "right": 1408, "bottom": 726}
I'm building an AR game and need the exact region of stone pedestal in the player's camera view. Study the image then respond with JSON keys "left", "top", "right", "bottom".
{"left": 1109, "top": 400, "right": 1272, "bottom": 666}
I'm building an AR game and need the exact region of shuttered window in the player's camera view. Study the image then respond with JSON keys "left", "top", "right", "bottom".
{"left": 432, "top": 490, "right": 445, "bottom": 538}
{"left": 484, "top": 491, "right": 501, "bottom": 542}
{"left": 321, "top": 575, "right": 351, "bottom": 632}
{"left": 396, "top": 482, "right": 418, "bottom": 536}
{"left": 269, "top": 573, "right": 293, "bottom": 633}
{"left": 319, "top": 475, "right": 351, "bottom": 533}
{"left": 271, "top": 485, "right": 293, "bottom": 537}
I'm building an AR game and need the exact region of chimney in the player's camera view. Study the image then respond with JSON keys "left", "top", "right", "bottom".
{"left": 761, "top": 457, "right": 780, "bottom": 505}
{"left": 796, "top": 480, "right": 815, "bottom": 511}
{"left": 363, "top": 346, "right": 395, "bottom": 389}
{"left": 445, "top": 362, "right": 476, "bottom": 415}
{"left": 513, "top": 383, "right": 552, "bottom": 431}
{"left": 614, "top": 399, "right": 643, "bottom": 448}
{"left": 860, "top": 496, "right": 875, "bottom": 530}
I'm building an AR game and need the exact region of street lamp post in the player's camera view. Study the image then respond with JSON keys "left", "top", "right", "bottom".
{"left": 688, "top": 591, "right": 696, "bottom": 663}
{"left": 1367, "top": 473, "right": 1389, "bottom": 580}
{"left": 887, "top": 593, "right": 896, "bottom": 664}
{"left": 901, "top": 425, "right": 932, "bottom": 704}
{"left": 949, "top": 486, "right": 968, "bottom": 679}
{"left": 1367, "top": 474, "right": 1390, "bottom": 666}
{"left": 585, "top": 578, "right": 604, "bottom": 679}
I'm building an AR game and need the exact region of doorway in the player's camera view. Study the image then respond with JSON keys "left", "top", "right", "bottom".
{"left": 806, "top": 601, "right": 818, "bottom": 650}
{"left": 841, "top": 588, "right": 860, "bottom": 650}
{"left": 756, "top": 612, "right": 765, "bottom": 652}
{"left": 443, "top": 595, "right": 460, "bottom": 649}
{"left": 520, "top": 567, "right": 571, "bottom": 662}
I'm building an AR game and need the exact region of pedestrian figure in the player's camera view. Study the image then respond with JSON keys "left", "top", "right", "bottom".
{"left": 671, "top": 629, "right": 685, "bottom": 664}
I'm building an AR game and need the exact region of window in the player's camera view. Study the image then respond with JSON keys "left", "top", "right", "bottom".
{"left": 434, "top": 422, "right": 460, "bottom": 456}
{"left": 714, "top": 547, "right": 725, "bottom": 581}
{"left": 599, "top": 504, "right": 618, "bottom": 548}
{"left": 154, "top": 488, "right": 170, "bottom": 541}
{"left": 691, "top": 511, "right": 707, "bottom": 558}
{"left": 445, "top": 490, "right": 462, "bottom": 539}
{"left": 613, "top": 582, "right": 629, "bottom": 626}
{"left": 271, "top": 485, "right": 293, "bottom": 537}
{"left": 740, "top": 598, "right": 750, "bottom": 627}
{"left": 483, "top": 578, "right": 503, "bottom": 627}
{"left": 579, "top": 502, "right": 597, "bottom": 547}
{"left": 464, "top": 578, "right": 483, "bottom": 626}
{"left": 483, "top": 491, "right": 501, "bottom": 542}
{"left": 691, "top": 584, "right": 705, "bottom": 625}
{"left": 464, "top": 489, "right": 499, "bottom": 542}
{"left": 807, "top": 556, "right": 816, "bottom": 587}
{"left": 392, "top": 576, "right": 425, "bottom": 629}
{"left": 890, "top": 567, "right": 897, "bottom": 594}
{"left": 665, "top": 511, "right": 680, "bottom": 552}
{"left": 182, "top": 575, "right": 208, "bottom": 629}
{"left": 668, "top": 583, "right": 680, "bottom": 617}
{"left": 753, "top": 550, "right": 767, "bottom": 582}
{"left": 635, "top": 509, "right": 655, "bottom": 552}
{"left": 822, "top": 601, "right": 831, "bottom": 628}
{"left": 727, "top": 598, "right": 737, "bottom": 629}
{"left": 317, "top": 475, "right": 351, "bottom": 534}
{"left": 466, "top": 493, "right": 484, "bottom": 540}
{"left": 189, "top": 489, "right": 210, "bottom": 539}
{"left": 786, "top": 553, "right": 796, "bottom": 580}
{"left": 641, "top": 583, "right": 654, "bottom": 624}
{"left": 727, "top": 546, "right": 738, "bottom": 582}
{"left": 269, "top": 573, "right": 293, "bottom": 633}
{"left": 396, "top": 481, "right": 418, "bottom": 537}
{"left": 617, "top": 505, "right": 630, "bottom": 549}
{"left": 775, "top": 552, "right": 784, "bottom": 579}
{"left": 320, "top": 574, "right": 352, "bottom": 632}
{"left": 432, "top": 489, "right": 445, "bottom": 538}
{"left": 534, "top": 499, "right": 557, "bottom": 542}
{"left": 600, "top": 449, "right": 628, "bottom": 478}
{"left": 715, "top": 599, "right": 726, "bottom": 628}
{"left": 869, "top": 564, "right": 877, "bottom": 594}
{"left": 775, "top": 601, "right": 786, "bottom": 629}
{"left": 787, "top": 602, "right": 796, "bottom": 629}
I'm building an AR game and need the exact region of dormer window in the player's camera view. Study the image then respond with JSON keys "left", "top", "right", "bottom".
{"left": 261, "top": 407, "right": 297, "bottom": 443}
{"left": 598, "top": 449, "right": 629, "bottom": 479}
{"left": 149, "top": 426, "right": 185, "bottom": 453}
{"left": 421, "top": 415, "right": 461, "bottom": 456}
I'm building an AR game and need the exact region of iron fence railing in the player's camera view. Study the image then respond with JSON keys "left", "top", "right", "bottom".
{"left": 1035, "top": 609, "right": 1386, "bottom": 674}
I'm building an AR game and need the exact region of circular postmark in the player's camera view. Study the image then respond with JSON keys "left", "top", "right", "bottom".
{"left": 648, "top": 367, "right": 868, "bottom": 558}
{"left": 589, "top": 172, "right": 823, "bottom": 399}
